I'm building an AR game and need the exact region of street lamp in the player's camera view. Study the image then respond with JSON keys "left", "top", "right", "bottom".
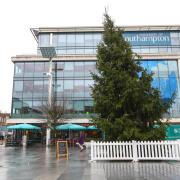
{"left": 40, "top": 46, "right": 56, "bottom": 146}
{"left": 40, "top": 46, "right": 56, "bottom": 107}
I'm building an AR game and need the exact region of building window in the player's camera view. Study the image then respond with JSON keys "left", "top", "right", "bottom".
{"left": 15, "top": 63, "right": 24, "bottom": 77}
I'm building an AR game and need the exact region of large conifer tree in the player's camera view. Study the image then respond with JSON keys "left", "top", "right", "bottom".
{"left": 91, "top": 13, "right": 174, "bottom": 141}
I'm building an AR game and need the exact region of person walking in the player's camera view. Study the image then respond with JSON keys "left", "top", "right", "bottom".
{"left": 76, "top": 132, "right": 86, "bottom": 151}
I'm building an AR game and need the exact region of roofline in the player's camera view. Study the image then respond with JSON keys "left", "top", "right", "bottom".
{"left": 31, "top": 25, "right": 180, "bottom": 43}
{"left": 11, "top": 53, "right": 180, "bottom": 63}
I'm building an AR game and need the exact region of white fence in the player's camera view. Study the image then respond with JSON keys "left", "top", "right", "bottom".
{"left": 91, "top": 140, "right": 180, "bottom": 161}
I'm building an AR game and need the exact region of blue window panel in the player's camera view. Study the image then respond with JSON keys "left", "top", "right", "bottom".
{"left": 149, "top": 47, "right": 158, "bottom": 53}
{"left": 52, "top": 34, "right": 58, "bottom": 46}
{"left": 67, "top": 48, "right": 75, "bottom": 55}
{"left": 64, "top": 101, "right": 73, "bottom": 111}
{"left": 24, "top": 62, "right": 34, "bottom": 77}
{"left": 74, "top": 101, "right": 84, "bottom": 112}
{"left": 64, "top": 80, "right": 73, "bottom": 98}
{"left": 158, "top": 61, "right": 168, "bottom": 77}
{"left": 76, "top": 48, "right": 85, "bottom": 54}
{"left": 74, "top": 80, "right": 84, "bottom": 97}
{"left": 39, "top": 34, "right": 50, "bottom": 47}
{"left": 168, "top": 61, "right": 178, "bottom": 78}
{"left": 57, "top": 49, "right": 66, "bottom": 55}
{"left": 12, "top": 100, "right": 22, "bottom": 118}
{"left": 152, "top": 78, "right": 159, "bottom": 89}
{"left": 132, "top": 47, "right": 141, "bottom": 53}
{"left": 159, "top": 77, "right": 171, "bottom": 99}
{"left": 64, "top": 62, "right": 74, "bottom": 77}
{"left": 140, "top": 61, "right": 148, "bottom": 70}
{"left": 21, "top": 100, "right": 32, "bottom": 118}
{"left": 84, "top": 48, "right": 94, "bottom": 54}
{"left": 141, "top": 47, "right": 150, "bottom": 53}
{"left": 76, "top": 33, "right": 85, "bottom": 46}
{"left": 15, "top": 63, "right": 24, "bottom": 77}
{"left": 93, "top": 33, "right": 102, "bottom": 46}
{"left": 33, "top": 81, "right": 43, "bottom": 98}
{"left": 85, "top": 33, "right": 93, "bottom": 46}
{"left": 67, "top": 34, "right": 75, "bottom": 46}
{"left": 147, "top": 61, "right": 159, "bottom": 76}
{"left": 74, "top": 62, "right": 84, "bottom": 77}
{"left": 176, "top": 80, "right": 180, "bottom": 98}
{"left": 169, "top": 77, "right": 178, "bottom": 97}
{"left": 32, "top": 101, "right": 42, "bottom": 117}
{"left": 58, "top": 34, "right": 66, "bottom": 47}
{"left": 55, "top": 80, "right": 64, "bottom": 98}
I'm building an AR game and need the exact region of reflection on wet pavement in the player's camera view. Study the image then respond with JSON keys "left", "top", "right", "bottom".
{"left": 0, "top": 146, "right": 180, "bottom": 180}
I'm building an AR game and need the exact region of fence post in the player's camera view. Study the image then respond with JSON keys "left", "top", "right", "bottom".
{"left": 90, "top": 140, "right": 94, "bottom": 161}
{"left": 132, "top": 140, "right": 138, "bottom": 162}
{"left": 177, "top": 140, "right": 180, "bottom": 160}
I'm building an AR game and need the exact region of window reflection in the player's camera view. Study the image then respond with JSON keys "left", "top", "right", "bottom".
{"left": 85, "top": 80, "right": 94, "bottom": 97}
{"left": 147, "top": 61, "right": 159, "bottom": 77}
{"left": 24, "top": 62, "right": 34, "bottom": 77}
{"left": 74, "top": 80, "right": 84, "bottom": 97}
{"left": 85, "top": 33, "right": 93, "bottom": 46}
{"left": 12, "top": 100, "right": 22, "bottom": 118}
{"left": 76, "top": 33, "right": 84, "bottom": 46}
{"left": 54, "top": 80, "right": 63, "bottom": 98}
{"left": 159, "top": 77, "right": 171, "bottom": 99}
{"left": 33, "top": 81, "right": 43, "bottom": 98}
{"left": 67, "top": 34, "right": 75, "bottom": 46}
{"left": 58, "top": 34, "right": 66, "bottom": 46}
{"left": 74, "top": 62, "right": 84, "bottom": 77}
{"left": 64, "top": 62, "right": 74, "bottom": 77}
{"left": 13, "top": 81, "right": 23, "bottom": 99}
{"left": 32, "top": 101, "right": 42, "bottom": 117}
{"left": 39, "top": 34, "right": 49, "bottom": 46}
{"left": 12, "top": 59, "right": 180, "bottom": 118}
{"left": 93, "top": 33, "right": 102, "bottom": 46}
{"left": 168, "top": 61, "right": 178, "bottom": 77}
{"left": 64, "top": 80, "right": 73, "bottom": 98}
{"left": 15, "top": 63, "right": 24, "bottom": 77}
{"left": 74, "top": 101, "right": 84, "bottom": 112}
{"left": 34, "top": 62, "right": 44, "bottom": 77}
{"left": 84, "top": 101, "right": 94, "bottom": 113}
{"left": 43, "top": 80, "right": 48, "bottom": 98}
{"left": 84, "top": 61, "right": 96, "bottom": 76}
{"left": 158, "top": 61, "right": 168, "bottom": 77}
{"left": 23, "top": 81, "right": 33, "bottom": 98}
{"left": 21, "top": 100, "right": 32, "bottom": 117}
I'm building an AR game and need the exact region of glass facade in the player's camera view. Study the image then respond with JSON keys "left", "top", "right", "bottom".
{"left": 12, "top": 61, "right": 96, "bottom": 119}
{"left": 38, "top": 31, "right": 180, "bottom": 55}
{"left": 12, "top": 59, "right": 180, "bottom": 119}
{"left": 11, "top": 28, "right": 180, "bottom": 120}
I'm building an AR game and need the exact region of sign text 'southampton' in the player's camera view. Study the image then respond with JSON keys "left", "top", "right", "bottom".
{"left": 123, "top": 32, "right": 171, "bottom": 46}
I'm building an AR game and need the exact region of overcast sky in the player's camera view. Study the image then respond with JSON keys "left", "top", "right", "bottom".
{"left": 0, "top": 0, "right": 180, "bottom": 113}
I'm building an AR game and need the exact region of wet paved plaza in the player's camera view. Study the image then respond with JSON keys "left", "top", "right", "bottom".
{"left": 1, "top": 145, "right": 180, "bottom": 180}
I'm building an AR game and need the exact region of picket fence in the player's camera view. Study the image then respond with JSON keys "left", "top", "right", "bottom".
{"left": 90, "top": 140, "right": 180, "bottom": 161}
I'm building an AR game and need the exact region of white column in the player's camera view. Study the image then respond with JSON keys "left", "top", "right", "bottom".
{"left": 48, "top": 58, "right": 53, "bottom": 106}
{"left": 46, "top": 128, "right": 51, "bottom": 146}
{"left": 50, "top": 33, "right": 53, "bottom": 45}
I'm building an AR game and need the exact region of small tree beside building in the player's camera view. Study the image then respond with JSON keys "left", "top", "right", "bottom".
{"left": 41, "top": 98, "right": 64, "bottom": 138}
{"left": 91, "top": 13, "right": 174, "bottom": 141}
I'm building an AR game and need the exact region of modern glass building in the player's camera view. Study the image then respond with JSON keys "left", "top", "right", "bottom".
{"left": 8, "top": 26, "right": 180, "bottom": 125}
